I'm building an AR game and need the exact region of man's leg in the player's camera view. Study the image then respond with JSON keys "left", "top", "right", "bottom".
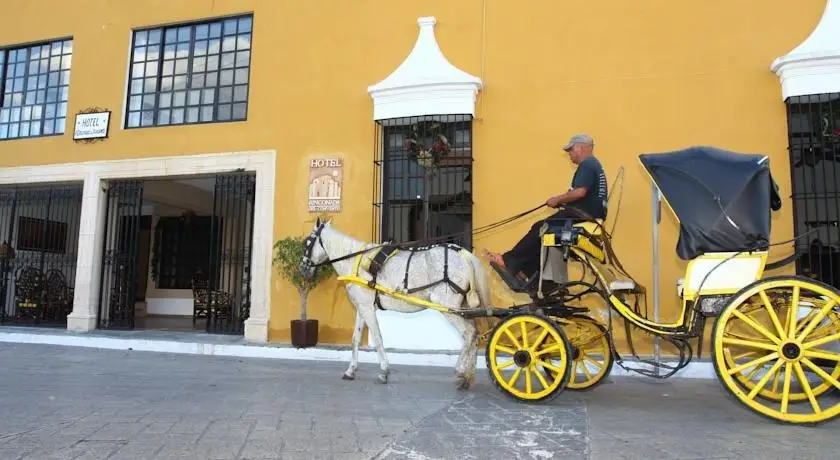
{"left": 483, "top": 210, "right": 578, "bottom": 277}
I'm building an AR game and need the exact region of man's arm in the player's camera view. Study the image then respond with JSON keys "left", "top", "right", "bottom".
{"left": 546, "top": 187, "right": 587, "bottom": 208}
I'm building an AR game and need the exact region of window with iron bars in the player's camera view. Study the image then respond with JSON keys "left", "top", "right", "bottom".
{"left": 0, "top": 37, "right": 73, "bottom": 140}
{"left": 373, "top": 115, "right": 473, "bottom": 249}
{"left": 786, "top": 92, "right": 840, "bottom": 289}
{"left": 125, "top": 14, "right": 253, "bottom": 128}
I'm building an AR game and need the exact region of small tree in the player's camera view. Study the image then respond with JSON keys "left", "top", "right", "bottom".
{"left": 273, "top": 236, "right": 336, "bottom": 321}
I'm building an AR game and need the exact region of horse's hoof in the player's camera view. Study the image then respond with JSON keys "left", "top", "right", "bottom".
{"left": 342, "top": 372, "right": 355, "bottom": 380}
{"left": 377, "top": 373, "right": 389, "bottom": 384}
{"left": 455, "top": 376, "right": 470, "bottom": 390}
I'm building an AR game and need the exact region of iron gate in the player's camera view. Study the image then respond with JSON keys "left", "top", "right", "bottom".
{"left": 786, "top": 93, "right": 840, "bottom": 288}
{"left": 205, "top": 172, "right": 255, "bottom": 334}
{"left": 0, "top": 183, "right": 84, "bottom": 327}
{"left": 97, "top": 180, "right": 144, "bottom": 329}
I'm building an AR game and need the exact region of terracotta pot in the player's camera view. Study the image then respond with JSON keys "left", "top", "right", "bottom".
{"left": 291, "top": 319, "right": 319, "bottom": 348}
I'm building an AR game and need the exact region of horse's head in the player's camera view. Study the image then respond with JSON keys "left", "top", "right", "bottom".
{"left": 300, "top": 217, "right": 330, "bottom": 280}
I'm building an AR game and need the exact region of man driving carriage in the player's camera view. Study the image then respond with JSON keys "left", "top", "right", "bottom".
{"left": 484, "top": 133, "right": 608, "bottom": 280}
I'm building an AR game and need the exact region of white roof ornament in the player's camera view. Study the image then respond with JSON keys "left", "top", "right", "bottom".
{"left": 367, "top": 16, "right": 483, "bottom": 121}
{"left": 771, "top": 0, "right": 840, "bottom": 100}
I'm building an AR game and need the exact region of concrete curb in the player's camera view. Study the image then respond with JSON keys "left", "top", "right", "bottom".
{"left": 0, "top": 329, "right": 717, "bottom": 379}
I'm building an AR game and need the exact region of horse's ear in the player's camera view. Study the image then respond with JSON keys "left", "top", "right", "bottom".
{"left": 315, "top": 216, "right": 322, "bottom": 227}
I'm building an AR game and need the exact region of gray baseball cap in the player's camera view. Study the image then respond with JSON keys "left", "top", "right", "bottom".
{"left": 562, "top": 133, "right": 594, "bottom": 151}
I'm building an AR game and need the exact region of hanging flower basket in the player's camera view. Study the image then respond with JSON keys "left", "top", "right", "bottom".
{"left": 405, "top": 120, "right": 451, "bottom": 169}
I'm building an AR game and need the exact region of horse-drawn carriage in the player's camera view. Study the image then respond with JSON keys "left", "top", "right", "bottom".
{"left": 299, "top": 146, "right": 840, "bottom": 426}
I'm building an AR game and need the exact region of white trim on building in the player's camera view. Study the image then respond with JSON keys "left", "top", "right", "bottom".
{"left": 771, "top": 0, "right": 840, "bottom": 99}
{"left": 0, "top": 149, "right": 276, "bottom": 343}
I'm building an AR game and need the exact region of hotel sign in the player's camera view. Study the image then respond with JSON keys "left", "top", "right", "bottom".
{"left": 73, "top": 110, "right": 111, "bottom": 141}
{"left": 308, "top": 157, "right": 343, "bottom": 213}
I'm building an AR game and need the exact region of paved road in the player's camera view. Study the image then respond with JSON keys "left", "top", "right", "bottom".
{"left": 0, "top": 342, "right": 838, "bottom": 459}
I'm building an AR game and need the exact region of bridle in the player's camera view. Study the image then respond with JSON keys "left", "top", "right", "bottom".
{"left": 300, "top": 220, "right": 329, "bottom": 277}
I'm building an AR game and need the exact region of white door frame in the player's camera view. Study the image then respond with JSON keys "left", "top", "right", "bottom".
{"left": 0, "top": 149, "right": 276, "bottom": 342}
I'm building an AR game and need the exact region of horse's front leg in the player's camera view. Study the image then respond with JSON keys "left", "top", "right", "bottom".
{"left": 343, "top": 308, "right": 365, "bottom": 380}
{"left": 350, "top": 289, "right": 390, "bottom": 384}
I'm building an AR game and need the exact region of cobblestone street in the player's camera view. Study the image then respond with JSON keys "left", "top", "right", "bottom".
{"left": 0, "top": 342, "right": 838, "bottom": 459}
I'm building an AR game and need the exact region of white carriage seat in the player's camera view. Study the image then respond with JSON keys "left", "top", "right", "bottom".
{"left": 609, "top": 279, "right": 636, "bottom": 292}
{"left": 545, "top": 245, "right": 636, "bottom": 293}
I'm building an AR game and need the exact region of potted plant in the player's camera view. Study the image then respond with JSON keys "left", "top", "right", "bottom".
{"left": 273, "top": 236, "right": 336, "bottom": 348}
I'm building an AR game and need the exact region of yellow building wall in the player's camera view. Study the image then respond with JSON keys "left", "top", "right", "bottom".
{"left": 0, "top": 1, "right": 826, "bottom": 352}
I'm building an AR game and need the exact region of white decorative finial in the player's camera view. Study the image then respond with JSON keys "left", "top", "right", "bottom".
{"left": 771, "top": 0, "right": 840, "bottom": 99}
{"left": 418, "top": 16, "right": 436, "bottom": 28}
{"left": 367, "top": 15, "right": 483, "bottom": 121}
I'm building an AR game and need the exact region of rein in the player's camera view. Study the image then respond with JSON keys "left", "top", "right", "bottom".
{"left": 305, "top": 203, "right": 548, "bottom": 268}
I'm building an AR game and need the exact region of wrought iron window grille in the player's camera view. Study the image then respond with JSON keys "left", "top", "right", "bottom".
{"left": 372, "top": 114, "right": 474, "bottom": 250}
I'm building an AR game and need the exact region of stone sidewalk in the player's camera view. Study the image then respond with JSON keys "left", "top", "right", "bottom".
{"left": 0, "top": 342, "right": 838, "bottom": 459}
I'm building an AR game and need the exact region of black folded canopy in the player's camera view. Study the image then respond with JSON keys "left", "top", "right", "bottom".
{"left": 639, "top": 146, "right": 782, "bottom": 260}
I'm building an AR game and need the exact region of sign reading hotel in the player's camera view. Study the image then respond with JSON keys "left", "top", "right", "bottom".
{"left": 308, "top": 157, "right": 343, "bottom": 212}
{"left": 73, "top": 111, "right": 111, "bottom": 140}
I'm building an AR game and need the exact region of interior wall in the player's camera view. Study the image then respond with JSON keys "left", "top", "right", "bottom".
{"left": 143, "top": 180, "right": 213, "bottom": 317}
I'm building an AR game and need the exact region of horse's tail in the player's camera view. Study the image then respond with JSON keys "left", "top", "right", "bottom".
{"left": 457, "top": 249, "right": 493, "bottom": 310}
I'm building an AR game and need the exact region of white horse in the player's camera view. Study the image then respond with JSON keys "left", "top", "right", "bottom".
{"left": 299, "top": 218, "right": 494, "bottom": 389}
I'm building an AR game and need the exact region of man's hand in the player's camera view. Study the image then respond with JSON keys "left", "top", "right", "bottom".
{"left": 546, "top": 196, "right": 563, "bottom": 208}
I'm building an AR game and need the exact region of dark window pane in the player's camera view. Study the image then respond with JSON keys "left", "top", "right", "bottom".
{"left": 233, "top": 85, "right": 247, "bottom": 102}
{"left": 217, "top": 104, "right": 231, "bottom": 120}
{"left": 121, "top": 15, "right": 252, "bottom": 129}
{"left": 232, "top": 103, "right": 246, "bottom": 120}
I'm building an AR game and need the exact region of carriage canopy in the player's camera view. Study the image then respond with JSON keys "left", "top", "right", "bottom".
{"left": 638, "top": 146, "right": 782, "bottom": 260}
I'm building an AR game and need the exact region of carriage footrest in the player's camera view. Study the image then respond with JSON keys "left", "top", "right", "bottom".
{"left": 489, "top": 261, "right": 533, "bottom": 294}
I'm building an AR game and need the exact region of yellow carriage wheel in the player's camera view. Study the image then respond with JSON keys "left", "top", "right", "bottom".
{"left": 722, "top": 298, "right": 840, "bottom": 403}
{"left": 539, "top": 317, "right": 613, "bottom": 391}
{"left": 485, "top": 312, "right": 572, "bottom": 402}
{"left": 712, "top": 275, "right": 840, "bottom": 425}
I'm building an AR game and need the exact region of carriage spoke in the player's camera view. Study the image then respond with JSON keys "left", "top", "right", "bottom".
{"left": 525, "top": 368, "right": 533, "bottom": 394}
{"left": 747, "top": 359, "right": 784, "bottom": 400}
{"left": 534, "top": 366, "right": 550, "bottom": 389}
{"left": 580, "top": 359, "right": 594, "bottom": 379}
{"left": 495, "top": 345, "right": 517, "bottom": 355}
{"left": 802, "top": 358, "right": 840, "bottom": 391}
{"left": 497, "top": 360, "right": 515, "bottom": 370}
{"left": 793, "top": 362, "right": 822, "bottom": 415}
{"left": 726, "top": 352, "right": 779, "bottom": 376}
{"left": 531, "top": 328, "right": 550, "bottom": 351}
{"left": 535, "top": 344, "right": 564, "bottom": 357}
{"left": 771, "top": 366, "right": 782, "bottom": 395}
{"left": 802, "top": 349, "right": 840, "bottom": 362}
{"left": 507, "top": 367, "right": 523, "bottom": 388}
{"left": 780, "top": 362, "right": 793, "bottom": 413}
{"left": 732, "top": 310, "right": 781, "bottom": 344}
{"left": 787, "top": 286, "right": 800, "bottom": 336}
{"left": 732, "top": 350, "right": 758, "bottom": 361}
{"left": 796, "top": 300, "right": 838, "bottom": 342}
{"left": 503, "top": 329, "right": 521, "bottom": 349}
{"left": 722, "top": 337, "right": 777, "bottom": 352}
{"left": 803, "top": 332, "right": 840, "bottom": 350}
{"left": 520, "top": 322, "right": 529, "bottom": 349}
{"left": 759, "top": 291, "right": 786, "bottom": 338}
{"left": 538, "top": 360, "right": 562, "bottom": 373}
{"left": 583, "top": 354, "right": 602, "bottom": 369}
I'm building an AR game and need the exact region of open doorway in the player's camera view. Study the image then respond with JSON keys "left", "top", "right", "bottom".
{"left": 96, "top": 172, "right": 256, "bottom": 335}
